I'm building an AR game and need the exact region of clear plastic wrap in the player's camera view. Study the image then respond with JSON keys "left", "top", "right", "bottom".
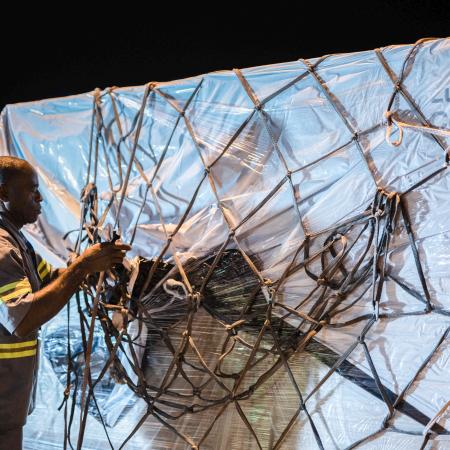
{"left": 0, "top": 37, "right": 449, "bottom": 449}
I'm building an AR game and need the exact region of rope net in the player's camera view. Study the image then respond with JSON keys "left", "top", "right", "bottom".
{"left": 38, "top": 37, "right": 450, "bottom": 449}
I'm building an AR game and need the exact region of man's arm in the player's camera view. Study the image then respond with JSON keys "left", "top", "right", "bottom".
{"left": 49, "top": 267, "right": 66, "bottom": 281}
{"left": 14, "top": 242, "right": 130, "bottom": 337}
{"left": 15, "top": 260, "right": 87, "bottom": 337}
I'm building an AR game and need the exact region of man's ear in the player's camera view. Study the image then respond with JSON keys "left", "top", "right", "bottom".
{"left": 0, "top": 184, "right": 9, "bottom": 202}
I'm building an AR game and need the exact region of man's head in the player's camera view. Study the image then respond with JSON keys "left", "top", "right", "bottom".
{"left": 0, "top": 156, "right": 43, "bottom": 228}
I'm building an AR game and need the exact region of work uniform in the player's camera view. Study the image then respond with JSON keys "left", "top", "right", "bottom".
{"left": 0, "top": 208, "right": 54, "bottom": 450}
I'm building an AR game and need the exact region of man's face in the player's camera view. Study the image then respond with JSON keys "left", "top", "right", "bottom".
{"left": 4, "top": 168, "right": 43, "bottom": 226}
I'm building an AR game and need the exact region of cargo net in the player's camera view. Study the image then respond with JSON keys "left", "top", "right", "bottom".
{"left": 58, "top": 38, "right": 450, "bottom": 450}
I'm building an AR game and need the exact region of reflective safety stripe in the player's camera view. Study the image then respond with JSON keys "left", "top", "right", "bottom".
{"left": 37, "top": 259, "right": 51, "bottom": 280}
{"left": 0, "top": 348, "right": 37, "bottom": 359}
{"left": 2, "top": 287, "right": 32, "bottom": 302}
{"left": 0, "top": 278, "right": 32, "bottom": 303}
{"left": 0, "top": 339, "right": 37, "bottom": 359}
{"left": 0, "top": 339, "right": 37, "bottom": 349}
{"left": 0, "top": 280, "right": 23, "bottom": 294}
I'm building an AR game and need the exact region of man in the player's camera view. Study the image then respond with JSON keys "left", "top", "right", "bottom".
{"left": 0, "top": 156, "right": 131, "bottom": 450}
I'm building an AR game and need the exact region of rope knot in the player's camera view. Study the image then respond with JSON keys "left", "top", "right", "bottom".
{"left": 384, "top": 110, "right": 403, "bottom": 147}
{"left": 63, "top": 385, "right": 71, "bottom": 397}
{"left": 374, "top": 208, "right": 384, "bottom": 218}
{"left": 163, "top": 278, "right": 188, "bottom": 300}
{"left": 384, "top": 110, "right": 393, "bottom": 124}
{"left": 386, "top": 190, "right": 398, "bottom": 200}
{"left": 190, "top": 291, "right": 202, "bottom": 310}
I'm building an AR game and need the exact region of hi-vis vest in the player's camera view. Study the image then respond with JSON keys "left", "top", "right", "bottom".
{"left": 0, "top": 213, "right": 53, "bottom": 431}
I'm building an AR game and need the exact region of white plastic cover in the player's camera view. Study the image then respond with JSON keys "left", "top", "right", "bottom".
{"left": 0, "top": 37, "right": 450, "bottom": 449}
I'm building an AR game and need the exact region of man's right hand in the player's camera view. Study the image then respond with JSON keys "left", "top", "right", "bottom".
{"left": 77, "top": 242, "right": 131, "bottom": 274}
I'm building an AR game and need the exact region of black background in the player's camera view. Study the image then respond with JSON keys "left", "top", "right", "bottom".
{"left": 2, "top": 1, "right": 448, "bottom": 110}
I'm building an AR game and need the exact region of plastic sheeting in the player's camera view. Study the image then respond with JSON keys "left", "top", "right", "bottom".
{"left": 1, "top": 37, "right": 450, "bottom": 449}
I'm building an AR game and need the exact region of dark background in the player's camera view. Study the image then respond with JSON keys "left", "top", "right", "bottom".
{"left": 2, "top": 1, "right": 448, "bottom": 110}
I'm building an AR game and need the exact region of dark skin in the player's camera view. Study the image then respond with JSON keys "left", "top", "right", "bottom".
{"left": 0, "top": 163, "right": 131, "bottom": 337}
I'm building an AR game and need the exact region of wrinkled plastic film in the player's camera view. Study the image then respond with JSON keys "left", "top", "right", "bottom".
{"left": 0, "top": 37, "right": 449, "bottom": 449}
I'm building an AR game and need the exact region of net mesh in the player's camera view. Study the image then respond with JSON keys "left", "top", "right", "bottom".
{"left": 53, "top": 37, "right": 450, "bottom": 450}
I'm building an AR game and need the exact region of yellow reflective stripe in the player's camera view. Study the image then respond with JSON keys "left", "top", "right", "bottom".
{"left": 0, "top": 280, "right": 21, "bottom": 295}
{"left": 39, "top": 267, "right": 50, "bottom": 280}
{"left": 1, "top": 286, "right": 32, "bottom": 302}
{"left": 38, "top": 259, "right": 51, "bottom": 280}
{"left": 0, "top": 349, "right": 36, "bottom": 359}
{"left": 0, "top": 340, "right": 37, "bottom": 349}
{"left": 15, "top": 279, "right": 31, "bottom": 290}
{"left": 0, "top": 278, "right": 30, "bottom": 296}
{"left": 37, "top": 259, "right": 46, "bottom": 273}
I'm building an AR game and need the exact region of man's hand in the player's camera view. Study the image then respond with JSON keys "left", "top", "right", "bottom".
{"left": 14, "top": 241, "right": 132, "bottom": 337}
{"left": 77, "top": 242, "right": 131, "bottom": 274}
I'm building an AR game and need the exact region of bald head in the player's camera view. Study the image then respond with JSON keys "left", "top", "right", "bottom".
{"left": 0, "top": 156, "right": 34, "bottom": 186}
{"left": 0, "top": 156, "right": 42, "bottom": 228}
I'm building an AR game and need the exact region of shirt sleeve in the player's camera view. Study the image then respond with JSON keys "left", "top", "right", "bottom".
{"left": 0, "top": 241, "right": 35, "bottom": 334}
{"left": 35, "top": 252, "right": 55, "bottom": 285}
